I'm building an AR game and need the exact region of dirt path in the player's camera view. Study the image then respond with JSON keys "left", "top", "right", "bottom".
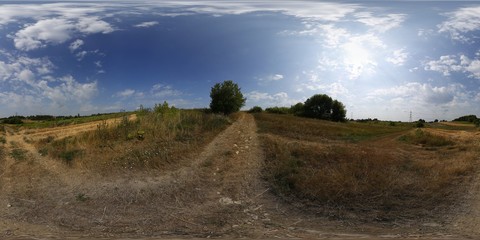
{"left": 0, "top": 114, "right": 472, "bottom": 239}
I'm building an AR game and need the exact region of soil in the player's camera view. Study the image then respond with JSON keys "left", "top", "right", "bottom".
{"left": 0, "top": 113, "right": 474, "bottom": 239}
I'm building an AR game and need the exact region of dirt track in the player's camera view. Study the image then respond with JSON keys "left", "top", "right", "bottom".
{"left": 0, "top": 114, "right": 473, "bottom": 239}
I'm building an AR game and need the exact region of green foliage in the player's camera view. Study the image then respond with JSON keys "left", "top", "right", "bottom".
{"left": 453, "top": 115, "right": 478, "bottom": 123}
{"left": 210, "top": 80, "right": 246, "bottom": 115}
{"left": 415, "top": 121, "right": 425, "bottom": 128}
{"left": 10, "top": 148, "right": 27, "bottom": 161}
{"left": 2, "top": 117, "right": 23, "bottom": 124}
{"left": 248, "top": 106, "right": 263, "bottom": 113}
{"left": 331, "top": 100, "right": 346, "bottom": 122}
{"left": 399, "top": 129, "right": 454, "bottom": 147}
{"left": 76, "top": 193, "right": 89, "bottom": 202}
{"left": 303, "top": 94, "right": 346, "bottom": 122}
{"left": 290, "top": 102, "right": 304, "bottom": 116}
{"left": 265, "top": 107, "right": 290, "bottom": 114}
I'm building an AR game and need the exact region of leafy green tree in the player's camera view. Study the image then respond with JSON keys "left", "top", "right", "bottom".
{"left": 331, "top": 100, "right": 346, "bottom": 122}
{"left": 303, "top": 94, "right": 346, "bottom": 122}
{"left": 290, "top": 102, "right": 305, "bottom": 116}
{"left": 303, "top": 94, "right": 333, "bottom": 120}
{"left": 248, "top": 106, "right": 263, "bottom": 113}
{"left": 210, "top": 80, "right": 246, "bottom": 115}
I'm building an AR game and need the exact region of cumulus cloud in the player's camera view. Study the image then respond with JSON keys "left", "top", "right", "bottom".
{"left": 0, "top": 54, "right": 97, "bottom": 114}
{"left": 12, "top": 17, "right": 113, "bottom": 51}
{"left": 387, "top": 48, "right": 408, "bottom": 66}
{"left": 134, "top": 21, "right": 159, "bottom": 28}
{"left": 437, "top": 6, "right": 480, "bottom": 42}
{"left": 370, "top": 82, "right": 463, "bottom": 105}
{"left": 424, "top": 53, "right": 480, "bottom": 78}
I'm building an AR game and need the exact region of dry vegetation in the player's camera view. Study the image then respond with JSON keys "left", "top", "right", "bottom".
{"left": 254, "top": 113, "right": 478, "bottom": 222}
{"left": 34, "top": 104, "right": 231, "bottom": 173}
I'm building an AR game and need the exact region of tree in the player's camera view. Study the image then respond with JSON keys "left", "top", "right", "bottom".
{"left": 210, "top": 80, "right": 246, "bottom": 115}
{"left": 302, "top": 94, "right": 346, "bottom": 122}
{"left": 290, "top": 102, "right": 305, "bottom": 116}
{"left": 303, "top": 94, "right": 333, "bottom": 120}
{"left": 331, "top": 100, "right": 346, "bottom": 122}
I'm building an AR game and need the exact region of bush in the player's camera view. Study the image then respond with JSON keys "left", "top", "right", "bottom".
{"left": 265, "top": 107, "right": 290, "bottom": 114}
{"left": 248, "top": 106, "right": 263, "bottom": 113}
{"left": 3, "top": 117, "right": 23, "bottom": 124}
{"left": 290, "top": 102, "right": 304, "bottom": 116}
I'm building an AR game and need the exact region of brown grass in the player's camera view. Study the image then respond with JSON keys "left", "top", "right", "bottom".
{"left": 35, "top": 109, "right": 230, "bottom": 173}
{"left": 255, "top": 113, "right": 477, "bottom": 221}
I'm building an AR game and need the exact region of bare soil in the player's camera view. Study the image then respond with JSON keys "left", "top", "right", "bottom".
{"left": 0, "top": 114, "right": 474, "bottom": 239}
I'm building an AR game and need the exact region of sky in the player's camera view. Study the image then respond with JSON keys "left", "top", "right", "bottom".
{"left": 0, "top": 1, "right": 480, "bottom": 121}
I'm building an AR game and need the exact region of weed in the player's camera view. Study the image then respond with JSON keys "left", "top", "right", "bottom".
{"left": 76, "top": 193, "right": 89, "bottom": 202}
{"left": 10, "top": 148, "right": 28, "bottom": 161}
{"left": 400, "top": 129, "right": 454, "bottom": 147}
{"left": 0, "top": 136, "right": 6, "bottom": 144}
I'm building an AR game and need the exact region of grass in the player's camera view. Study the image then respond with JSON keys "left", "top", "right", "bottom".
{"left": 10, "top": 148, "right": 28, "bottom": 161}
{"left": 399, "top": 129, "right": 454, "bottom": 147}
{"left": 35, "top": 108, "right": 230, "bottom": 171}
{"left": 20, "top": 112, "right": 132, "bottom": 129}
{"left": 254, "top": 113, "right": 477, "bottom": 221}
{"left": 254, "top": 113, "right": 410, "bottom": 142}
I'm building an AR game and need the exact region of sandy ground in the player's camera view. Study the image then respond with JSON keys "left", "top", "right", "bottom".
{"left": 0, "top": 114, "right": 475, "bottom": 239}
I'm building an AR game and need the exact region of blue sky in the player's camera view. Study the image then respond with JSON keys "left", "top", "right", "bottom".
{"left": 1, "top": 1, "right": 480, "bottom": 121}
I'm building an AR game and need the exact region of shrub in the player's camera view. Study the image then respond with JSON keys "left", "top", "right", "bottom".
{"left": 248, "top": 106, "right": 263, "bottom": 113}
{"left": 265, "top": 107, "right": 290, "bottom": 114}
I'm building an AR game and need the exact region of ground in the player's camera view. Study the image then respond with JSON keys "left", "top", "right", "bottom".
{"left": 0, "top": 113, "right": 477, "bottom": 239}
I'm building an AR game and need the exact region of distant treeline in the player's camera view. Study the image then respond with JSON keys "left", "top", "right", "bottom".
{"left": 248, "top": 94, "right": 347, "bottom": 122}
{"left": 453, "top": 115, "right": 479, "bottom": 123}
{"left": 0, "top": 112, "right": 121, "bottom": 125}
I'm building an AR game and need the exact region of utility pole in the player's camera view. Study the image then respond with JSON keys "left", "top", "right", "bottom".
{"left": 409, "top": 111, "right": 412, "bottom": 123}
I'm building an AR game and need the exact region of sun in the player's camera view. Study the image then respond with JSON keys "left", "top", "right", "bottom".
{"left": 342, "top": 42, "right": 376, "bottom": 79}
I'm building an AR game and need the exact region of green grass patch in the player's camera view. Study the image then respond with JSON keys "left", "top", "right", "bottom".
{"left": 399, "top": 129, "right": 454, "bottom": 147}
{"left": 254, "top": 113, "right": 410, "bottom": 142}
{"left": 10, "top": 148, "right": 28, "bottom": 161}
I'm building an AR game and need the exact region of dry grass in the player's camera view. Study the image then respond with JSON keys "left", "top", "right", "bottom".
{"left": 35, "top": 108, "right": 230, "bottom": 173}
{"left": 255, "top": 113, "right": 478, "bottom": 221}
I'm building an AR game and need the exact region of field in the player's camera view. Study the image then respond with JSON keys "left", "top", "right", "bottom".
{"left": 1, "top": 111, "right": 479, "bottom": 239}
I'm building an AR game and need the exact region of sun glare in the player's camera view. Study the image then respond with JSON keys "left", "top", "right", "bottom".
{"left": 342, "top": 42, "right": 376, "bottom": 79}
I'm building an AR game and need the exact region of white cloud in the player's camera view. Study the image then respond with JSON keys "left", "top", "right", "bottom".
{"left": 0, "top": 53, "right": 97, "bottom": 114}
{"left": 12, "top": 16, "right": 113, "bottom": 51}
{"left": 370, "top": 82, "right": 463, "bottom": 105}
{"left": 115, "top": 89, "right": 136, "bottom": 98}
{"left": 354, "top": 12, "right": 406, "bottom": 32}
{"left": 387, "top": 48, "right": 408, "bottom": 66}
{"left": 258, "top": 74, "right": 284, "bottom": 83}
{"left": 151, "top": 83, "right": 182, "bottom": 98}
{"left": 424, "top": 53, "right": 480, "bottom": 78}
{"left": 76, "top": 17, "right": 113, "bottom": 34}
{"left": 69, "top": 39, "right": 84, "bottom": 52}
{"left": 246, "top": 91, "right": 300, "bottom": 108}
{"left": 438, "top": 6, "right": 480, "bottom": 42}
{"left": 134, "top": 21, "right": 159, "bottom": 28}
{"left": 14, "top": 18, "right": 75, "bottom": 51}
{"left": 301, "top": 82, "right": 349, "bottom": 98}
